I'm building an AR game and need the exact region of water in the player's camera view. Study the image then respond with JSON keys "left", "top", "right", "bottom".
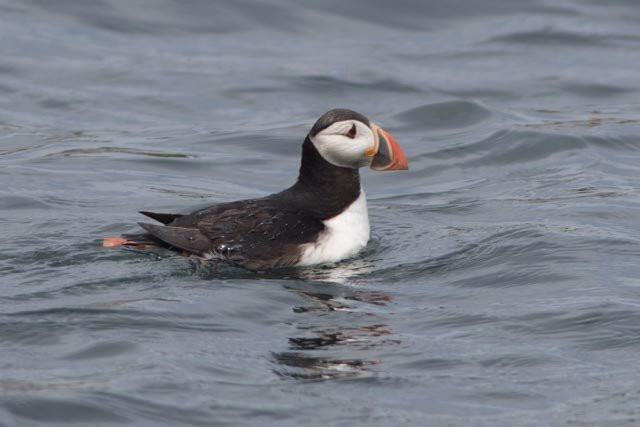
{"left": 2, "top": 0, "right": 640, "bottom": 425}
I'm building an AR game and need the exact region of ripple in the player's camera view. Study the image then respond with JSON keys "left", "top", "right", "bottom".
{"left": 62, "top": 340, "right": 138, "bottom": 360}
{"left": 373, "top": 227, "right": 577, "bottom": 282}
{"left": 439, "top": 88, "right": 521, "bottom": 101}
{"left": 416, "top": 129, "right": 594, "bottom": 168}
{"left": 39, "top": 98, "right": 75, "bottom": 110}
{"left": 47, "top": 147, "right": 194, "bottom": 159}
{"left": 479, "top": 354, "right": 553, "bottom": 368}
{"left": 558, "top": 82, "right": 632, "bottom": 98}
{"left": 487, "top": 29, "right": 607, "bottom": 46}
{"left": 0, "top": 195, "right": 49, "bottom": 210}
{"left": 290, "top": 75, "right": 420, "bottom": 94}
{"left": 26, "top": 0, "right": 300, "bottom": 34}
{"left": 395, "top": 100, "right": 493, "bottom": 130}
{"left": 2, "top": 397, "right": 128, "bottom": 423}
{"left": 298, "top": 1, "right": 575, "bottom": 30}
{"left": 428, "top": 313, "right": 497, "bottom": 329}
{"left": 507, "top": 304, "right": 640, "bottom": 350}
{"left": 0, "top": 83, "right": 17, "bottom": 94}
{"left": 449, "top": 269, "right": 574, "bottom": 288}
{"left": 0, "top": 308, "right": 241, "bottom": 345}
{"left": 397, "top": 358, "right": 465, "bottom": 370}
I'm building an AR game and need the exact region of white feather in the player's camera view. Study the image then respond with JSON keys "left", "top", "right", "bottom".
{"left": 296, "top": 189, "right": 370, "bottom": 266}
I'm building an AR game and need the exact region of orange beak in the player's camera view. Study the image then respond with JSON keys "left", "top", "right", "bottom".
{"left": 370, "top": 126, "right": 409, "bottom": 171}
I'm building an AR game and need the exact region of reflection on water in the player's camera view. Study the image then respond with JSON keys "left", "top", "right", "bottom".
{"left": 273, "top": 352, "right": 376, "bottom": 381}
{"left": 188, "top": 261, "right": 397, "bottom": 380}
{"left": 273, "top": 286, "right": 396, "bottom": 381}
{"left": 190, "top": 255, "right": 377, "bottom": 285}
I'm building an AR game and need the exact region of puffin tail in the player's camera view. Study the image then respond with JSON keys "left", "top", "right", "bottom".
{"left": 102, "top": 232, "right": 169, "bottom": 250}
{"left": 103, "top": 211, "right": 184, "bottom": 249}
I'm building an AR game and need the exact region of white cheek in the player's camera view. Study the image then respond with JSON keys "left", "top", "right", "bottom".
{"left": 311, "top": 133, "right": 373, "bottom": 168}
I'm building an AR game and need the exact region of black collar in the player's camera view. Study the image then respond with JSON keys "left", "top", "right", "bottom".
{"left": 278, "top": 136, "right": 361, "bottom": 220}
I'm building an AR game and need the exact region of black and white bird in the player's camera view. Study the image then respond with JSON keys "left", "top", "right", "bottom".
{"left": 104, "top": 109, "right": 408, "bottom": 270}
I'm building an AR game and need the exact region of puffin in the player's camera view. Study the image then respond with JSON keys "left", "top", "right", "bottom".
{"left": 104, "top": 109, "right": 408, "bottom": 270}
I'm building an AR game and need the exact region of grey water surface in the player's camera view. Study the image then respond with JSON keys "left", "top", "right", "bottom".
{"left": 2, "top": 0, "right": 640, "bottom": 425}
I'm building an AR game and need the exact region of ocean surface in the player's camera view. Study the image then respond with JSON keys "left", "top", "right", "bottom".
{"left": 2, "top": 1, "right": 640, "bottom": 425}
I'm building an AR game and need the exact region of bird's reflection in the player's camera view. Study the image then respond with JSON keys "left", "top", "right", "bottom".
{"left": 191, "top": 256, "right": 398, "bottom": 381}
{"left": 192, "top": 256, "right": 376, "bottom": 284}
{"left": 272, "top": 283, "right": 398, "bottom": 381}
{"left": 273, "top": 352, "right": 375, "bottom": 381}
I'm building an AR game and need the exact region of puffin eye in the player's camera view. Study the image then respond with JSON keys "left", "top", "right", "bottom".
{"left": 345, "top": 124, "right": 357, "bottom": 139}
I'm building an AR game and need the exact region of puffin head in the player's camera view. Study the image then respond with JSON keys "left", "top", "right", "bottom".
{"left": 308, "top": 109, "right": 409, "bottom": 171}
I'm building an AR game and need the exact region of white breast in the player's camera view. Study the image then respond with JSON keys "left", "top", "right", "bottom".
{"left": 296, "top": 189, "right": 370, "bottom": 267}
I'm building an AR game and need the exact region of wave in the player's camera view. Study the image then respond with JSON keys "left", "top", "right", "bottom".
{"left": 395, "top": 100, "right": 494, "bottom": 130}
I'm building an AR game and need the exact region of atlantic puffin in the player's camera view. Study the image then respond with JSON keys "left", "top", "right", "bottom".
{"left": 104, "top": 109, "right": 408, "bottom": 270}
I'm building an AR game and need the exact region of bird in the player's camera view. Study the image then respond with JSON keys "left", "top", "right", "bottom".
{"left": 103, "top": 108, "right": 408, "bottom": 270}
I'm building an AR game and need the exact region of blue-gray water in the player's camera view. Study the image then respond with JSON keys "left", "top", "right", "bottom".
{"left": 2, "top": 1, "right": 640, "bottom": 425}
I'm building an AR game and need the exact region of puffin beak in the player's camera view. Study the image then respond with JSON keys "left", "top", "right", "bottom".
{"left": 368, "top": 125, "right": 409, "bottom": 171}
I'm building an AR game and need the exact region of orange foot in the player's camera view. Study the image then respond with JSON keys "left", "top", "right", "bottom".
{"left": 103, "top": 237, "right": 135, "bottom": 248}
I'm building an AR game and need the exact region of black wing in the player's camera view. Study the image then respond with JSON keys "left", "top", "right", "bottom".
{"left": 138, "top": 197, "right": 324, "bottom": 269}
{"left": 137, "top": 222, "right": 212, "bottom": 254}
